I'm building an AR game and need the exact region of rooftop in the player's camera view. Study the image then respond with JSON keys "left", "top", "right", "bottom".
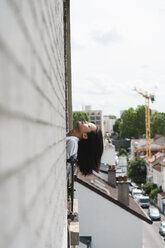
{"left": 153, "top": 164, "right": 161, "bottom": 172}
{"left": 148, "top": 152, "right": 164, "bottom": 163}
{"left": 158, "top": 192, "right": 165, "bottom": 199}
{"left": 132, "top": 135, "right": 165, "bottom": 151}
{"left": 75, "top": 172, "right": 152, "bottom": 224}
{"left": 100, "top": 163, "right": 126, "bottom": 177}
{"left": 160, "top": 158, "right": 165, "bottom": 166}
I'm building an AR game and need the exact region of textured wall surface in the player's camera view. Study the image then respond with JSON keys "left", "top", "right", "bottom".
{"left": 0, "top": 0, "right": 67, "bottom": 247}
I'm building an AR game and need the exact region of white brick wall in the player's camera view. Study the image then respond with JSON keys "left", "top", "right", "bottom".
{"left": 0, "top": 1, "right": 67, "bottom": 247}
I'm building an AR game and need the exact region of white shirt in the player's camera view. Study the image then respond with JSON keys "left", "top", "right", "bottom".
{"left": 66, "top": 136, "right": 79, "bottom": 160}
{"left": 66, "top": 136, "right": 79, "bottom": 176}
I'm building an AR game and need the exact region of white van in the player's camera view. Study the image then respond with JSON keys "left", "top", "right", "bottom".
{"left": 138, "top": 196, "right": 150, "bottom": 208}
{"left": 132, "top": 188, "right": 143, "bottom": 199}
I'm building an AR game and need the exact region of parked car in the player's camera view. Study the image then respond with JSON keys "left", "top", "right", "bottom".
{"left": 138, "top": 196, "right": 150, "bottom": 208}
{"left": 132, "top": 188, "right": 143, "bottom": 199}
{"left": 129, "top": 185, "right": 134, "bottom": 193}
{"left": 148, "top": 206, "right": 161, "bottom": 221}
{"left": 159, "top": 221, "right": 165, "bottom": 236}
{"left": 129, "top": 182, "right": 140, "bottom": 193}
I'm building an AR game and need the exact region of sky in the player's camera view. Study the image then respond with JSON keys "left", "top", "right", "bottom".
{"left": 70, "top": 0, "right": 165, "bottom": 117}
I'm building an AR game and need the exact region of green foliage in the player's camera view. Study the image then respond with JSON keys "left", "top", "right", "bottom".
{"left": 113, "top": 119, "right": 121, "bottom": 134}
{"left": 105, "top": 135, "right": 110, "bottom": 140}
{"left": 118, "top": 148, "right": 127, "bottom": 156}
{"left": 135, "top": 105, "right": 146, "bottom": 137}
{"left": 127, "top": 156, "right": 146, "bottom": 184}
{"left": 151, "top": 112, "right": 165, "bottom": 137}
{"left": 109, "top": 115, "right": 117, "bottom": 120}
{"left": 119, "top": 105, "right": 165, "bottom": 139}
{"left": 150, "top": 187, "right": 162, "bottom": 199}
{"left": 119, "top": 105, "right": 154, "bottom": 139}
{"left": 119, "top": 108, "right": 137, "bottom": 138}
{"left": 73, "top": 111, "right": 89, "bottom": 128}
{"left": 142, "top": 182, "right": 157, "bottom": 195}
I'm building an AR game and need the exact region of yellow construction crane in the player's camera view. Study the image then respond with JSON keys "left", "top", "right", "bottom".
{"left": 134, "top": 88, "right": 155, "bottom": 159}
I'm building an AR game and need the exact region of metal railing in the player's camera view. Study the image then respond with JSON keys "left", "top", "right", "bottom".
{"left": 67, "top": 155, "right": 77, "bottom": 220}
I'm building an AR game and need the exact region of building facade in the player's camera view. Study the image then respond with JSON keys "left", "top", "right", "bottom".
{"left": 101, "top": 140, "right": 116, "bottom": 165}
{"left": 75, "top": 172, "right": 151, "bottom": 248}
{"left": 103, "top": 116, "right": 116, "bottom": 136}
{"left": 0, "top": 1, "right": 70, "bottom": 247}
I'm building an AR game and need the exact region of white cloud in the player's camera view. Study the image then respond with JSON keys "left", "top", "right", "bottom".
{"left": 71, "top": 39, "right": 85, "bottom": 50}
{"left": 91, "top": 28, "right": 123, "bottom": 45}
{"left": 159, "top": 9, "right": 165, "bottom": 15}
{"left": 71, "top": 0, "right": 165, "bottom": 117}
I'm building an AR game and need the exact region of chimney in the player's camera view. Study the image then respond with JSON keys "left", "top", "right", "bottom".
{"left": 108, "top": 165, "right": 116, "bottom": 188}
{"left": 118, "top": 176, "right": 129, "bottom": 206}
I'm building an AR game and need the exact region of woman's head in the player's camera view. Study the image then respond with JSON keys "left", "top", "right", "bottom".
{"left": 76, "top": 121, "right": 97, "bottom": 139}
{"left": 77, "top": 125, "right": 103, "bottom": 175}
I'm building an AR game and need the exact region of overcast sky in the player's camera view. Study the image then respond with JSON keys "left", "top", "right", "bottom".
{"left": 70, "top": 0, "right": 165, "bottom": 117}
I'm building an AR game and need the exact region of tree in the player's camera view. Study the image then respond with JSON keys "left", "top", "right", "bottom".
{"left": 127, "top": 156, "right": 146, "bottom": 184}
{"left": 119, "top": 108, "right": 137, "bottom": 138}
{"left": 113, "top": 119, "right": 121, "bottom": 134}
{"left": 151, "top": 112, "right": 165, "bottom": 137}
{"left": 109, "top": 115, "right": 117, "bottom": 120}
{"left": 119, "top": 105, "right": 151, "bottom": 139}
{"left": 135, "top": 105, "right": 146, "bottom": 137}
{"left": 150, "top": 187, "right": 162, "bottom": 199}
{"left": 142, "top": 182, "right": 157, "bottom": 195}
{"left": 118, "top": 148, "right": 127, "bottom": 156}
{"left": 73, "top": 111, "right": 89, "bottom": 128}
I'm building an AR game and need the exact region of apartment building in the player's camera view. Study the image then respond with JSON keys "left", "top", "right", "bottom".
{"left": 75, "top": 171, "right": 152, "bottom": 248}
{"left": 103, "top": 115, "right": 116, "bottom": 136}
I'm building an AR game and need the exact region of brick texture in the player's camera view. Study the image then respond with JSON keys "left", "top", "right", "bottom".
{"left": 0, "top": 0, "right": 67, "bottom": 247}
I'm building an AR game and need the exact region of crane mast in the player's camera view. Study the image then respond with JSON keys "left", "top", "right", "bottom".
{"left": 134, "top": 88, "right": 154, "bottom": 159}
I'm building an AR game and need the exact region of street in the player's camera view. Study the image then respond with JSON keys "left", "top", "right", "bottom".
{"left": 142, "top": 208, "right": 165, "bottom": 248}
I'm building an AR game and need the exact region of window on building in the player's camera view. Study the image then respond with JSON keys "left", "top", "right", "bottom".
{"left": 90, "top": 116, "right": 95, "bottom": 121}
{"left": 96, "top": 121, "right": 101, "bottom": 125}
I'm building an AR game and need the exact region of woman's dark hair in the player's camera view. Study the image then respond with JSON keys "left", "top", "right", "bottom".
{"left": 77, "top": 127, "right": 103, "bottom": 175}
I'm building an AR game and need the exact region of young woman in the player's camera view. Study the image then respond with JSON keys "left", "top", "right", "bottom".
{"left": 66, "top": 121, "right": 103, "bottom": 175}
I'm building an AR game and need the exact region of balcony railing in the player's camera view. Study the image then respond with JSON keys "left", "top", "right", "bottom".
{"left": 67, "top": 155, "right": 77, "bottom": 220}
{"left": 67, "top": 155, "right": 79, "bottom": 247}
